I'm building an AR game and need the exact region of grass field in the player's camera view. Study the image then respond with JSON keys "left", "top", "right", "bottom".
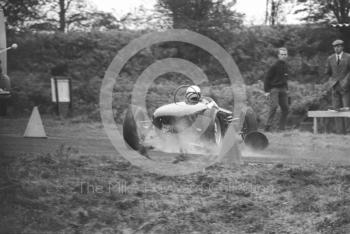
{"left": 1, "top": 117, "right": 350, "bottom": 233}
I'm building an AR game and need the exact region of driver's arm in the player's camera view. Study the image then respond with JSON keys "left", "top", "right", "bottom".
{"left": 202, "top": 97, "right": 218, "bottom": 108}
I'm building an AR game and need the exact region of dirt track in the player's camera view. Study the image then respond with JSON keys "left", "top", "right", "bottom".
{"left": 1, "top": 117, "right": 350, "bottom": 166}
{"left": 2, "top": 117, "right": 350, "bottom": 233}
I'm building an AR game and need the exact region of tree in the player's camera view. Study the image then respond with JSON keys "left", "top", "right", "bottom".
{"left": 1, "top": 0, "right": 115, "bottom": 32}
{"left": 265, "top": 0, "right": 270, "bottom": 24}
{"left": 0, "top": 0, "right": 45, "bottom": 30}
{"left": 295, "top": 0, "right": 350, "bottom": 23}
{"left": 155, "top": 0, "right": 244, "bottom": 82}
{"left": 330, "top": 0, "right": 350, "bottom": 23}
{"left": 265, "top": 0, "right": 288, "bottom": 25}
{"left": 40, "top": 0, "right": 126, "bottom": 32}
{"left": 156, "top": 0, "right": 243, "bottom": 33}
{"left": 43, "top": 0, "right": 94, "bottom": 32}
{"left": 121, "top": 6, "right": 172, "bottom": 30}
{"left": 89, "top": 12, "right": 122, "bottom": 31}
{"left": 293, "top": 0, "right": 350, "bottom": 51}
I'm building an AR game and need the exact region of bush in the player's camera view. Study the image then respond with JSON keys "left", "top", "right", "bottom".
{"left": 5, "top": 25, "right": 339, "bottom": 124}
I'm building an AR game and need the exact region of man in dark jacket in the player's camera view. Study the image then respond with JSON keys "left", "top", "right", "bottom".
{"left": 264, "top": 47, "right": 289, "bottom": 131}
{"left": 325, "top": 39, "right": 350, "bottom": 134}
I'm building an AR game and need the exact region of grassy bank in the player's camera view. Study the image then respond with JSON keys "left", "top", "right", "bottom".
{"left": 1, "top": 149, "right": 350, "bottom": 233}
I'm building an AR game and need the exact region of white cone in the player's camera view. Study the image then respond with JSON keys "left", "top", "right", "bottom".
{"left": 23, "top": 106, "right": 47, "bottom": 138}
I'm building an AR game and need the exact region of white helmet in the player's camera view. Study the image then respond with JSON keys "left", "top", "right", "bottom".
{"left": 185, "top": 85, "right": 201, "bottom": 104}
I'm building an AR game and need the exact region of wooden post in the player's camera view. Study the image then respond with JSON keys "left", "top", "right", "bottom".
{"left": 54, "top": 77, "right": 59, "bottom": 115}
{"left": 313, "top": 117, "right": 318, "bottom": 134}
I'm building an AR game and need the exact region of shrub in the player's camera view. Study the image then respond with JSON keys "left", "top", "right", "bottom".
{"left": 5, "top": 25, "right": 339, "bottom": 124}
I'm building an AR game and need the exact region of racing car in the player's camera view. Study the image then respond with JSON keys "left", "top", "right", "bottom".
{"left": 123, "top": 85, "right": 268, "bottom": 158}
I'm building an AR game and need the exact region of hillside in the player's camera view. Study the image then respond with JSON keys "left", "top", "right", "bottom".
{"left": 5, "top": 25, "right": 340, "bottom": 128}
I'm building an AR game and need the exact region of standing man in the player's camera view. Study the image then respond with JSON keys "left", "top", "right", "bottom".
{"left": 325, "top": 39, "right": 350, "bottom": 134}
{"left": 264, "top": 47, "right": 289, "bottom": 132}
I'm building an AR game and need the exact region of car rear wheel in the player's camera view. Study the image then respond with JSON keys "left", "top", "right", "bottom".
{"left": 240, "top": 107, "right": 269, "bottom": 150}
{"left": 123, "top": 105, "right": 150, "bottom": 157}
{"left": 244, "top": 131, "right": 269, "bottom": 150}
{"left": 241, "top": 107, "right": 258, "bottom": 137}
{"left": 202, "top": 112, "right": 223, "bottom": 146}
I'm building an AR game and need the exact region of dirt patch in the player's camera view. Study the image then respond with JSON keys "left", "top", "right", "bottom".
{"left": 1, "top": 146, "right": 350, "bottom": 233}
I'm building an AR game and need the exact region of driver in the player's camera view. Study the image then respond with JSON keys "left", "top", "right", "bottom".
{"left": 185, "top": 85, "right": 201, "bottom": 104}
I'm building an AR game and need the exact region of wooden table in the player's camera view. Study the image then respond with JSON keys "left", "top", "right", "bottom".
{"left": 307, "top": 110, "right": 350, "bottom": 134}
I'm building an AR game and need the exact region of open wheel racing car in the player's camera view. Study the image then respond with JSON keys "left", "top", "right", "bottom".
{"left": 123, "top": 85, "right": 268, "bottom": 159}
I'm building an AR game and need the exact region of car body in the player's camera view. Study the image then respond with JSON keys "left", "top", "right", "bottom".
{"left": 123, "top": 87, "right": 268, "bottom": 159}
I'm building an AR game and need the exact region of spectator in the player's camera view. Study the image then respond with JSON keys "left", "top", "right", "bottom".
{"left": 264, "top": 47, "right": 289, "bottom": 132}
{"left": 325, "top": 39, "right": 350, "bottom": 134}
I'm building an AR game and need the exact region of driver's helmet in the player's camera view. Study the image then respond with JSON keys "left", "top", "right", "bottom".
{"left": 185, "top": 85, "right": 201, "bottom": 104}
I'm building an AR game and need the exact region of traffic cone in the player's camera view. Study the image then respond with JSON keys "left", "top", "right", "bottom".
{"left": 23, "top": 106, "right": 47, "bottom": 138}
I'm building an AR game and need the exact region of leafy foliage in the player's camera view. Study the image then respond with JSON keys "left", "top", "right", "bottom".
{"left": 41, "top": 0, "right": 121, "bottom": 32}
{"left": 295, "top": 0, "right": 350, "bottom": 23}
{"left": 0, "top": 0, "right": 44, "bottom": 30}
{"left": 5, "top": 25, "right": 342, "bottom": 127}
{"left": 265, "top": 0, "right": 289, "bottom": 26}
{"left": 156, "top": 0, "right": 243, "bottom": 36}
{"left": 1, "top": 0, "right": 124, "bottom": 32}
{"left": 6, "top": 30, "right": 141, "bottom": 117}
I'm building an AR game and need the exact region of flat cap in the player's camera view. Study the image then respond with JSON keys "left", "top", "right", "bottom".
{"left": 332, "top": 39, "right": 344, "bottom": 46}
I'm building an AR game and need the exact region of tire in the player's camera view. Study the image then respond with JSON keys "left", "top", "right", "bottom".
{"left": 213, "top": 117, "right": 222, "bottom": 145}
{"left": 241, "top": 107, "right": 258, "bottom": 137}
{"left": 244, "top": 131, "right": 269, "bottom": 150}
{"left": 240, "top": 107, "right": 268, "bottom": 150}
{"left": 202, "top": 109, "right": 223, "bottom": 145}
{"left": 122, "top": 105, "right": 148, "bottom": 154}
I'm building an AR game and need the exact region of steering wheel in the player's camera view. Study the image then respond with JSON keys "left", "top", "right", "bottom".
{"left": 173, "top": 85, "right": 191, "bottom": 104}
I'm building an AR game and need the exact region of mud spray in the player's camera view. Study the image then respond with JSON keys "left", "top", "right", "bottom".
{"left": 146, "top": 120, "right": 220, "bottom": 156}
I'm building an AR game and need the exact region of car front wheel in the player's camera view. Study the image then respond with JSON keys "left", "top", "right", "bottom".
{"left": 214, "top": 117, "right": 222, "bottom": 145}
